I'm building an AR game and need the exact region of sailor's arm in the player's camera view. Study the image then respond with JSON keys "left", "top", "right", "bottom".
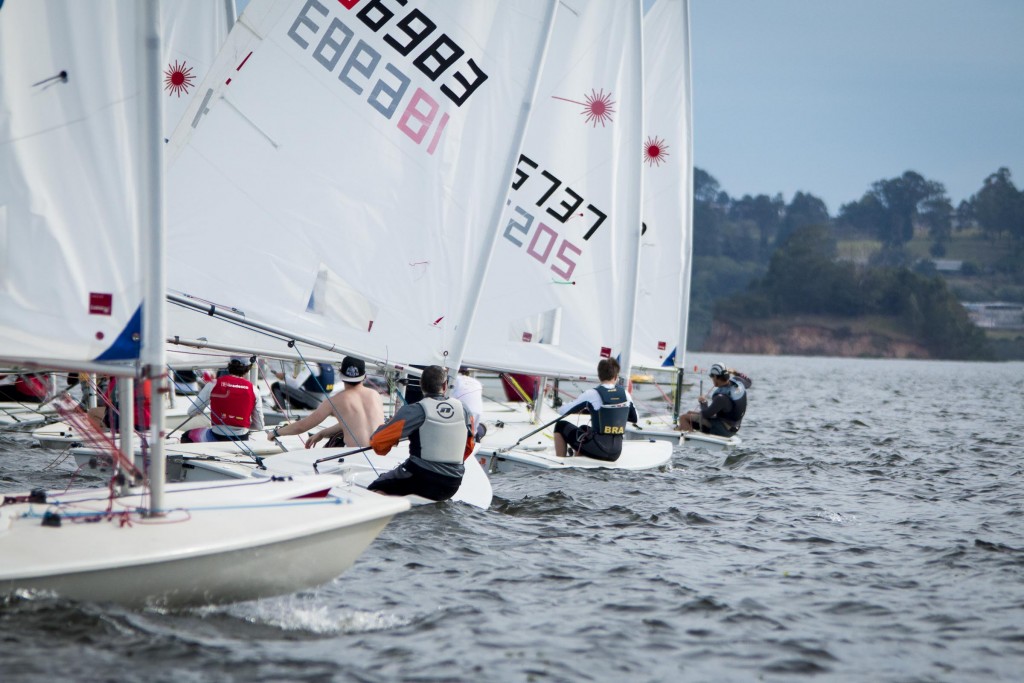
{"left": 370, "top": 403, "right": 424, "bottom": 455}
{"left": 187, "top": 383, "right": 214, "bottom": 417}
{"left": 558, "top": 388, "right": 599, "bottom": 416}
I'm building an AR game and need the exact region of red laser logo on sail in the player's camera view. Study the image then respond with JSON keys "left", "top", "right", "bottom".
{"left": 552, "top": 89, "right": 616, "bottom": 128}
{"left": 164, "top": 60, "right": 195, "bottom": 97}
{"left": 643, "top": 136, "right": 670, "bottom": 167}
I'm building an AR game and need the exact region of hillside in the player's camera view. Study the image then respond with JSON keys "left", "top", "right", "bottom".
{"left": 689, "top": 167, "right": 1024, "bottom": 360}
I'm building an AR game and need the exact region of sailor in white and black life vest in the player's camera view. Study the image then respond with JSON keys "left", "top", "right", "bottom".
{"left": 367, "top": 365, "right": 475, "bottom": 502}
{"left": 271, "top": 361, "right": 335, "bottom": 410}
{"left": 678, "top": 362, "right": 747, "bottom": 437}
{"left": 182, "top": 356, "right": 264, "bottom": 443}
{"left": 553, "top": 357, "right": 639, "bottom": 462}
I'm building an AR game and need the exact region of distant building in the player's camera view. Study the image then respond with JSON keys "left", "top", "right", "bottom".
{"left": 963, "top": 302, "right": 1024, "bottom": 329}
{"left": 932, "top": 259, "right": 963, "bottom": 273}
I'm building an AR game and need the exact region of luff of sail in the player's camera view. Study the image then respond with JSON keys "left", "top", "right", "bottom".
{"left": 165, "top": 0, "right": 558, "bottom": 371}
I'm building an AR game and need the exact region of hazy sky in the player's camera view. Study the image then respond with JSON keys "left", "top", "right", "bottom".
{"left": 689, "top": 0, "right": 1024, "bottom": 214}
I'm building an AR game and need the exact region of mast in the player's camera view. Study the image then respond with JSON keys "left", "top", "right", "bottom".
{"left": 140, "top": 0, "right": 167, "bottom": 513}
{"left": 618, "top": 0, "right": 645, "bottom": 386}
{"left": 675, "top": 0, "right": 695, "bottom": 373}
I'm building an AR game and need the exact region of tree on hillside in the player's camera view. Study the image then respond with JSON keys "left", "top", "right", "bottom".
{"left": 838, "top": 171, "right": 949, "bottom": 246}
{"left": 971, "top": 167, "right": 1024, "bottom": 241}
{"left": 692, "top": 168, "right": 726, "bottom": 257}
{"left": 777, "top": 192, "right": 829, "bottom": 245}
{"left": 920, "top": 195, "right": 954, "bottom": 256}
{"left": 730, "top": 193, "right": 784, "bottom": 256}
{"left": 758, "top": 224, "right": 860, "bottom": 315}
{"left": 694, "top": 167, "right": 724, "bottom": 204}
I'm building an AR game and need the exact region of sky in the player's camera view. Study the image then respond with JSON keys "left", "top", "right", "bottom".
{"left": 689, "top": 0, "right": 1024, "bottom": 214}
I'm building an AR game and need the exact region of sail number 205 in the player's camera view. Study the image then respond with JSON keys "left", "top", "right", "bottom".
{"left": 503, "top": 154, "right": 608, "bottom": 281}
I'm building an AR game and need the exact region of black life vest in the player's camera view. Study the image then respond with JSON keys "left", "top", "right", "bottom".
{"left": 591, "top": 385, "right": 630, "bottom": 435}
{"left": 302, "top": 363, "right": 335, "bottom": 393}
{"left": 712, "top": 378, "right": 747, "bottom": 426}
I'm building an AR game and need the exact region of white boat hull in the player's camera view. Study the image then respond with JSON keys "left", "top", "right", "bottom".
{"left": 475, "top": 438, "right": 672, "bottom": 472}
{"left": 0, "top": 477, "right": 409, "bottom": 608}
{"left": 624, "top": 423, "right": 743, "bottom": 451}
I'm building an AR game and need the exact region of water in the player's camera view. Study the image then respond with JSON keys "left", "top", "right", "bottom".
{"left": 2, "top": 355, "right": 1022, "bottom": 682}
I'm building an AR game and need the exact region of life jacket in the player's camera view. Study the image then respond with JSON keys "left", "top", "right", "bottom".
{"left": 210, "top": 375, "right": 256, "bottom": 428}
{"left": 14, "top": 374, "right": 48, "bottom": 399}
{"left": 302, "top": 363, "right": 335, "bottom": 393}
{"left": 712, "top": 377, "right": 747, "bottom": 426}
{"left": 415, "top": 396, "right": 468, "bottom": 464}
{"left": 105, "top": 378, "right": 152, "bottom": 429}
{"left": 585, "top": 385, "right": 630, "bottom": 456}
{"left": 591, "top": 385, "right": 630, "bottom": 436}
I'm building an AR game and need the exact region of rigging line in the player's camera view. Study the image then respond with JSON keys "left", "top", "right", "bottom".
{"left": 258, "top": 358, "right": 293, "bottom": 421}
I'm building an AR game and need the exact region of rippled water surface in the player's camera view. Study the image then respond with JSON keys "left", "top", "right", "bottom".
{"left": 2, "top": 355, "right": 1023, "bottom": 682}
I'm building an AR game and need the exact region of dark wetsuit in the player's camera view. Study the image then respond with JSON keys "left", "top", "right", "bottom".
{"left": 554, "top": 384, "right": 638, "bottom": 462}
{"left": 697, "top": 378, "right": 747, "bottom": 436}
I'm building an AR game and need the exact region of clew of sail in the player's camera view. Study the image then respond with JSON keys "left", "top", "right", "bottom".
{"left": 164, "top": 0, "right": 558, "bottom": 371}
{"left": 632, "top": 0, "right": 693, "bottom": 372}
{"left": 462, "top": 0, "right": 645, "bottom": 379}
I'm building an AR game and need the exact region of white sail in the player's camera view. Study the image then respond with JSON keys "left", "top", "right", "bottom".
{"left": 0, "top": 0, "right": 411, "bottom": 608}
{"left": 165, "top": 0, "right": 557, "bottom": 370}
{"left": 0, "top": 1, "right": 147, "bottom": 366}
{"left": 462, "top": 0, "right": 645, "bottom": 379}
{"left": 632, "top": 0, "right": 693, "bottom": 372}
{"left": 160, "top": 0, "right": 234, "bottom": 140}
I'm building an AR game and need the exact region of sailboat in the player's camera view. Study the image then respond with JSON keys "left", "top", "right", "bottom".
{"left": 623, "top": 0, "right": 741, "bottom": 451}
{"left": 145, "top": 0, "right": 559, "bottom": 499}
{"left": 459, "top": 0, "right": 673, "bottom": 472}
{"left": 0, "top": 0, "right": 409, "bottom": 608}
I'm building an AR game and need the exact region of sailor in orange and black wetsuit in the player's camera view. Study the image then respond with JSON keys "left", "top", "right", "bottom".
{"left": 367, "top": 365, "right": 474, "bottom": 502}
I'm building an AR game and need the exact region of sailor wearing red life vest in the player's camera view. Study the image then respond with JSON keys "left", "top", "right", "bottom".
{"left": 85, "top": 377, "right": 152, "bottom": 433}
{"left": 182, "top": 356, "right": 263, "bottom": 443}
{"left": 0, "top": 373, "right": 48, "bottom": 403}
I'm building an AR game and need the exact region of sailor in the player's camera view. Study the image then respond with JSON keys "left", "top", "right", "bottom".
{"left": 0, "top": 373, "right": 48, "bottom": 403}
{"left": 451, "top": 366, "right": 486, "bottom": 442}
{"left": 366, "top": 365, "right": 474, "bottom": 502}
{"left": 678, "top": 362, "right": 747, "bottom": 436}
{"left": 272, "top": 356, "right": 385, "bottom": 449}
{"left": 182, "top": 356, "right": 263, "bottom": 443}
{"left": 271, "top": 361, "right": 335, "bottom": 410}
{"left": 86, "top": 376, "right": 152, "bottom": 433}
{"left": 553, "top": 357, "right": 638, "bottom": 462}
